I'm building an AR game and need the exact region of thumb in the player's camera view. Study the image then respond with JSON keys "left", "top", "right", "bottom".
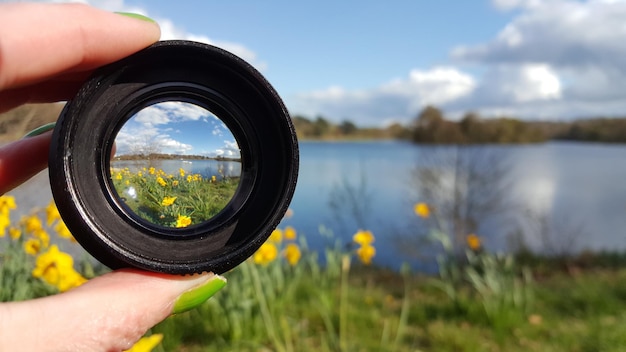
{"left": 0, "top": 269, "right": 226, "bottom": 352}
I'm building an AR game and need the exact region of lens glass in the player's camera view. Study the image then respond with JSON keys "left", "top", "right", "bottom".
{"left": 110, "top": 101, "right": 241, "bottom": 228}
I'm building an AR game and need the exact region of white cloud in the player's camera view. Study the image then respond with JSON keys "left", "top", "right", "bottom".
{"left": 443, "top": 0, "right": 626, "bottom": 119}
{"left": 291, "top": 67, "right": 475, "bottom": 125}
{"left": 491, "top": 0, "right": 543, "bottom": 11}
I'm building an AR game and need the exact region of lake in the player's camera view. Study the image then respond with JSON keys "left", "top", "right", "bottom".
{"left": 7, "top": 141, "right": 626, "bottom": 271}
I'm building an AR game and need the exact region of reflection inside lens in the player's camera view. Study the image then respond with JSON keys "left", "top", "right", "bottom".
{"left": 110, "top": 101, "right": 241, "bottom": 228}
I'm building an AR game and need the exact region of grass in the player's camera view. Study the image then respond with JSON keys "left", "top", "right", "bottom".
{"left": 5, "top": 195, "right": 626, "bottom": 351}
{"left": 110, "top": 164, "right": 239, "bottom": 227}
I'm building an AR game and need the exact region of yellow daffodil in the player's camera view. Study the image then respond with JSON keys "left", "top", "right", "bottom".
{"left": 356, "top": 244, "right": 376, "bottom": 265}
{"left": 187, "top": 175, "right": 193, "bottom": 183}
{"left": 466, "top": 233, "right": 481, "bottom": 250}
{"left": 126, "top": 334, "right": 163, "bottom": 352}
{"left": 24, "top": 238, "right": 42, "bottom": 255}
{"left": 414, "top": 202, "right": 430, "bottom": 219}
{"left": 211, "top": 175, "right": 217, "bottom": 182}
{"left": 0, "top": 215, "right": 9, "bottom": 238}
{"left": 268, "top": 229, "right": 283, "bottom": 243}
{"left": 0, "top": 195, "right": 16, "bottom": 215}
{"left": 156, "top": 176, "right": 167, "bottom": 187}
{"left": 353, "top": 230, "right": 375, "bottom": 246}
{"left": 161, "top": 196, "right": 177, "bottom": 206}
{"left": 54, "top": 221, "right": 75, "bottom": 242}
{"left": 176, "top": 214, "right": 192, "bottom": 228}
{"left": 22, "top": 215, "right": 43, "bottom": 234}
{"left": 253, "top": 242, "right": 278, "bottom": 265}
{"left": 179, "top": 168, "right": 186, "bottom": 177}
{"left": 45, "top": 200, "right": 61, "bottom": 226}
{"left": 32, "top": 245, "right": 87, "bottom": 292}
{"left": 284, "top": 226, "right": 297, "bottom": 240}
{"left": 172, "top": 180, "right": 179, "bottom": 187}
{"left": 8, "top": 227, "right": 21, "bottom": 240}
{"left": 33, "top": 229, "right": 50, "bottom": 248}
{"left": 115, "top": 172, "right": 123, "bottom": 180}
{"left": 148, "top": 167, "right": 156, "bottom": 175}
{"left": 284, "top": 243, "right": 301, "bottom": 266}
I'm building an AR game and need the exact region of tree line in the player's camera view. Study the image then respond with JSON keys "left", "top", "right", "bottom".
{"left": 293, "top": 106, "right": 626, "bottom": 144}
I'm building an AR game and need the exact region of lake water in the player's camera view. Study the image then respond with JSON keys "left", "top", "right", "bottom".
{"left": 7, "top": 141, "right": 626, "bottom": 271}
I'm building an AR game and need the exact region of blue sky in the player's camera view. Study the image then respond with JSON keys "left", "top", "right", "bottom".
{"left": 36, "top": 0, "right": 626, "bottom": 125}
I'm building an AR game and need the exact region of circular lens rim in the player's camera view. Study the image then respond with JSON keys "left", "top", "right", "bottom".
{"left": 49, "top": 40, "right": 298, "bottom": 274}
{"left": 105, "top": 85, "right": 250, "bottom": 238}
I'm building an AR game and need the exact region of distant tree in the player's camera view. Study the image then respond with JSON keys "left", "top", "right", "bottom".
{"left": 338, "top": 120, "right": 358, "bottom": 135}
{"left": 386, "top": 122, "right": 411, "bottom": 139}
{"left": 411, "top": 105, "right": 465, "bottom": 143}
{"left": 313, "top": 116, "right": 331, "bottom": 137}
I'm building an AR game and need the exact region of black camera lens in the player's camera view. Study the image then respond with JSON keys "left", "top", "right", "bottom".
{"left": 48, "top": 40, "right": 298, "bottom": 274}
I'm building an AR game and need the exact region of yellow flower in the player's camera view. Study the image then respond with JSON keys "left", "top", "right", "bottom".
{"left": 193, "top": 174, "right": 202, "bottom": 182}
{"left": 0, "top": 214, "right": 9, "bottom": 238}
{"left": 156, "top": 176, "right": 167, "bottom": 187}
{"left": 353, "top": 230, "right": 374, "bottom": 246}
{"left": 466, "top": 233, "right": 481, "bottom": 250}
{"left": 33, "top": 229, "right": 50, "bottom": 248}
{"left": 172, "top": 180, "right": 179, "bottom": 187}
{"left": 176, "top": 214, "right": 192, "bottom": 228}
{"left": 161, "top": 196, "right": 177, "bottom": 206}
{"left": 21, "top": 214, "right": 43, "bottom": 234}
{"left": 125, "top": 334, "right": 163, "bottom": 352}
{"left": 179, "top": 168, "right": 186, "bottom": 177}
{"left": 186, "top": 175, "right": 193, "bottom": 183}
{"left": 268, "top": 229, "right": 283, "bottom": 243}
{"left": 284, "top": 243, "right": 301, "bottom": 266}
{"left": 115, "top": 172, "right": 123, "bottom": 180}
{"left": 54, "top": 221, "right": 75, "bottom": 242}
{"left": 9, "top": 227, "right": 21, "bottom": 240}
{"left": 414, "top": 202, "right": 430, "bottom": 219}
{"left": 356, "top": 244, "right": 376, "bottom": 265}
{"left": 45, "top": 200, "right": 61, "bottom": 226}
{"left": 148, "top": 167, "right": 156, "bottom": 175}
{"left": 284, "top": 226, "right": 297, "bottom": 240}
{"left": 0, "top": 195, "right": 16, "bottom": 214}
{"left": 137, "top": 171, "right": 143, "bottom": 177}
{"left": 211, "top": 175, "right": 217, "bottom": 182}
{"left": 32, "top": 245, "right": 87, "bottom": 292}
{"left": 125, "top": 180, "right": 131, "bottom": 186}
{"left": 253, "top": 242, "right": 278, "bottom": 265}
{"left": 24, "top": 238, "right": 42, "bottom": 255}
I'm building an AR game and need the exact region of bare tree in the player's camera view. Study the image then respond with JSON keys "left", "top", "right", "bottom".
{"left": 412, "top": 145, "right": 515, "bottom": 255}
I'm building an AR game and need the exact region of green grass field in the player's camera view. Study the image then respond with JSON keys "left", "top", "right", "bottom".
{"left": 3, "top": 195, "right": 626, "bottom": 351}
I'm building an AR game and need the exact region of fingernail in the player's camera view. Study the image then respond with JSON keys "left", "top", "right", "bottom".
{"left": 172, "top": 274, "right": 227, "bottom": 314}
{"left": 23, "top": 122, "right": 56, "bottom": 138}
{"left": 114, "top": 12, "right": 156, "bottom": 23}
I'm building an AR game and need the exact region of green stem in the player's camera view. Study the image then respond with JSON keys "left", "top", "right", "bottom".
{"left": 339, "top": 255, "right": 350, "bottom": 351}
{"left": 245, "top": 261, "right": 286, "bottom": 352}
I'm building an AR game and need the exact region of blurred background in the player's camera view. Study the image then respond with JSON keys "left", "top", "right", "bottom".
{"left": 3, "top": 1, "right": 626, "bottom": 351}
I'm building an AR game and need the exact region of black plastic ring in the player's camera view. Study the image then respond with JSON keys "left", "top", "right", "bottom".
{"left": 49, "top": 40, "right": 299, "bottom": 274}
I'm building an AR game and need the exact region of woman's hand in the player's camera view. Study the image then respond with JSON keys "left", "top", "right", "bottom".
{"left": 0, "top": 4, "right": 225, "bottom": 351}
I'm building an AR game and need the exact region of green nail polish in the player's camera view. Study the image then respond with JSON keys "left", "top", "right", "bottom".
{"left": 172, "top": 275, "right": 227, "bottom": 314}
{"left": 114, "top": 12, "right": 156, "bottom": 23}
{"left": 23, "top": 122, "right": 56, "bottom": 138}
